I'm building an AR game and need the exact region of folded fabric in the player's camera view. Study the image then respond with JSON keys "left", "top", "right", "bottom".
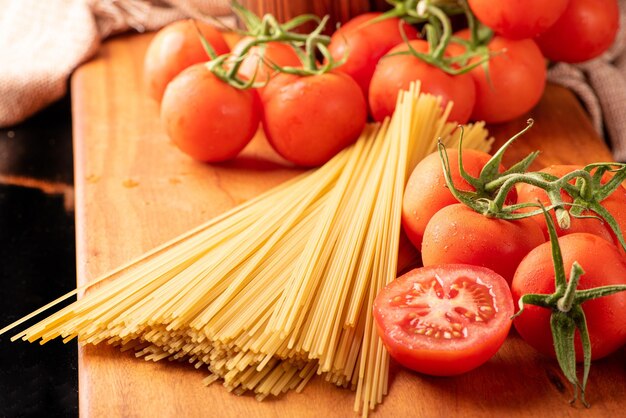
{"left": 0, "top": 0, "right": 230, "bottom": 128}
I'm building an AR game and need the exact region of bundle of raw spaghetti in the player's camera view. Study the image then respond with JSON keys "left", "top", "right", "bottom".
{"left": 0, "top": 84, "right": 492, "bottom": 416}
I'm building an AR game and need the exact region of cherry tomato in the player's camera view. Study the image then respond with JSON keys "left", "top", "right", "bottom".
{"left": 369, "top": 40, "right": 476, "bottom": 123}
{"left": 161, "top": 63, "right": 260, "bottom": 162}
{"left": 454, "top": 31, "right": 547, "bottom": 124}
{"left": 516, "top": 164, "right": 626, "bottom": 248}
{"left": 261, "top": 71, "right": 367, "bottom": 167}
{"left": 421, "top": 204, "right": 545, "bottom": 284}
{"left": 373, "top": 264, "right": 514, "bottom": 376}
{"left": 512, "top": 233, "right": 626, "bottom": 361}
{"left": 328, "top": 12, "right": 418, "bottom": 100}
{"left": 401, "top": 148, "right": 515, "bottom": 250}
{"left": 468, "top": 0, "right": 569, "bottom": 39}
{"left": 143, "top": 19, "right": 230, "bottom": 102}
{"left": 230, "top": 37, "right": 302, "bottom": 87}
{"left": 536, "top": 0, "right": 619, "bottom": 63}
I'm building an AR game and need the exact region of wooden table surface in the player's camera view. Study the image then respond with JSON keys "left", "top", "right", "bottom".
{"left": 71, "top": 32, "right": 624, "bottom": 418}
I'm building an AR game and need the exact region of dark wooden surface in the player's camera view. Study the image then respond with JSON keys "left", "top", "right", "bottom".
{"left": 71, "top": 32, "right": 624, "bottom": 418}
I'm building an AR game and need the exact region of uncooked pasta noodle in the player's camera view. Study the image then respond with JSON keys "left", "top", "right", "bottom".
{"left": 0, "top": 84, "right": 492, "bottom": 416}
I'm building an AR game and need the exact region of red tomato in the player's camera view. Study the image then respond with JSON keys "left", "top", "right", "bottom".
{"left": 161, "top": 63, "right": 260, "bottom": 162}
{"left": 468, "top": 0, "right": 569, "bottom": 39}
{"left": 328, "top": 12, "right": 419, "bottom": 100}
{"left": 373, "top": 264, "right": 514, "bottom": 376}
{"left": 261, "top": 72, "right": 367, "bottom": 167}
{"left": 230, "top": 37, "right": 302, "bottom": 86}
{"left": 455, "top": 31, "right": 547, "bottom": 124}
{"left": 369, "top": 40, "right": 476, "bottom": 123}
{"left": 401, "top": 148, "right": 515, "bottom": 250}
{"left": 536, "top": 0, "right": 619, "bottom": 63}
{"left": 516, "top": 164, "right": 626, "bottom": 248}
{"left": 143, "top": 19, "right": 230, "bottom": 102}
{"left": 512, "top": 233, "right": 626, "bottom": 360}
{"left": 421, "top": 204, "right": 545, "bottom": 284}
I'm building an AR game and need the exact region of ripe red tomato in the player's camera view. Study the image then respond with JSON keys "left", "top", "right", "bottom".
{"left": 421, "top": 204, "right": 545, "bottom": 284}
{"left": 369, "top": 40, "right": 476, "bottom": 123}
{"left": 328, "top": 12, "right": 418, "bottom": 100}
{"left": 512, "top": 233, "right": 626, "bottom": 360}
{"left": 230, "top": 37, "right": 302, "bottom": 86}
{"left": 454, "top": 31, "right": 547, "bottom": 124}
{"left": 261, "top": 71, "right": 367, "bottom": 167}
{"left": 143, "top": 19, "right": 230, "bottom": 102}
{"left": 373, "top": 264, "right": 514, "bottom": 376}
{"left": 516, "top": 164, "right": 626, "bottom": 248}
{"left": 401, "top": 148, "right": 515, "bottom": 250}
{"left": 161, "top": 63, "right": 260, "bottom": 162}
{"left": 468, "top": 0, "right": 569, "bottom": 39}
{"left": 536, "top": 0, "right": 619, "bottom": 63}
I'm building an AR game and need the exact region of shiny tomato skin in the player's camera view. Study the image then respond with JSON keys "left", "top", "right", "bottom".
{"left": 329, "top": 12, "right": 419, "bottom": 99}
{"left": 536, "top": 0, "right": 619, "bottom": 63}
{"left": 422, "top": 204, "right": 545, "bottom": 284}
{"left": 373, "top": 264, "right": 514, "bottom": 376}
{"left": 369, "top": 40, "right": 476, "bottom": 124}
{"left": 516, "top": 164, "right": 626, "bottom": 247}
{"left": 261, "top": 72, "right": 367, "bottom": 167}
{"left": 401, "top": 148, "right": 515, "bottom": 250}
{"left": 143, "top": 19, "right": 230, "bottom": 102}
{"left": 161, "top": 64, "right": 260, "bottom": 162}
{"left": 512, "top": 233, "right": 626, "bottom": 361}
{"left": 455, "top": 31, "right": 547, "bottom": 124}
{"left": 230, "top": 37, "right": 302, "bottom": 87}
{"left": 468, "top": 0, "right": 569, "bottom": 39}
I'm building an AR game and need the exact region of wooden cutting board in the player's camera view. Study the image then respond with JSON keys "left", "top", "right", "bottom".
{"left": 71, "top": 32, "right": 625, "bottom": 418}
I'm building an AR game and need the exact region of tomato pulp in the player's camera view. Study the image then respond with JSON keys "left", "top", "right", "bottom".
{"left": 373, "top": 264, "right": 514, "bottom": 376}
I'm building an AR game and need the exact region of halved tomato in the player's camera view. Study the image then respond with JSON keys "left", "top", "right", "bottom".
{"left": 373, "top": 264, "right": 514, "bottom": 376}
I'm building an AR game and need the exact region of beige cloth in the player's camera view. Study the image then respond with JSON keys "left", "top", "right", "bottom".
{"left": 0, "top": 0, "right": 230, "bottom": 128}
{"left": 1, "top": 0, "right": 626, "bottom": 162}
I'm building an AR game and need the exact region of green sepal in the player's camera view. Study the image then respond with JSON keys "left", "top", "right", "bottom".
{"left": 572, "top": 305, "right": 591, "bottom": 408}
{"left": 479, "top": 119, "right": 535, "bottom": 183}
{"left": 550, "top": 311, "right": 580, "bottom": 403}
{"left": 231, "top": 0, "right": 262, "bottom": 33}
{"left": 575, "top": 284, "right": 626, "bottom": 304}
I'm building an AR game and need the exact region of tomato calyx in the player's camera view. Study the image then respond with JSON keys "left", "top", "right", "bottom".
{"left": 512, "top": 207, "right": 626, "bottom": 407}
{"left": 196, "top": 2, "right": 344, "bottom": 89}
{"left": 439, "top": 121, "right": 626, "bottom": 251}
{"left": 437, "top": 118, "right": 538, "bottom": 215}
{"left": 376, "top": 1, "right": 489, "bottom": 76}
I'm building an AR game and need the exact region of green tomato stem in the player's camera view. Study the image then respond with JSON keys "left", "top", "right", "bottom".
{"left": 557, "top": 262, "right": 585, "bottom": 313}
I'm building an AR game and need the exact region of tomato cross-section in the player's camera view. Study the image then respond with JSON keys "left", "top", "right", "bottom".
{"left": 373, "top": 264, "right": 514, "bottom": 376}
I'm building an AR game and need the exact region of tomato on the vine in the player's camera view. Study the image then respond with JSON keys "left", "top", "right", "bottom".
{"left": 468, "top": 0, "right": 569, "bottom": 39}
{"left": 230, "top": 37, "right": 302, "bottom": 86}
{"left": 512, "top": 233, "right": 626, "bottom": 361}
{"left": 161, "top": 63, "right": 261, "bottom": 162}
{"left": 401, "top": 148, "right": 515, "bottom": 250}
{"left": 373, "top": 264, "right": 514, "bottom": 376}
{"left": 328, "top": 12, "right": 418, "bottom": 100}
{"left": 421, "top": 204, "right": 545, "bottom": 284}
{"left": 369, "top": 40, "right": 476, "bottom": 123}
{"left": 454, "top": 31, "right": 547, "bottom": 124}
{"left": 516, "top": 164, "right": 626, "bottom": 248}
{"left": 261, "top": 71, "right": 367, "bottom": 167}
{"left": 143, "top": 19, "right": 230, "bottom": 102}
{"left": 535, "top": 0, "right": 619, "bottom": 64}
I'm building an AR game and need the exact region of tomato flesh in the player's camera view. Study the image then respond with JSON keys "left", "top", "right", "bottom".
{"left": 373, "top": 264, "right": 514, "bottom": 376}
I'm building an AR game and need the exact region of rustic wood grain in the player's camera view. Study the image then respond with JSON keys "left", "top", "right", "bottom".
{"left": 71, "top": 32, "right": 625, "bottom": 418}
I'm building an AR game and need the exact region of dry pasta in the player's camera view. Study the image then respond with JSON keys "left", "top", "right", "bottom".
{"left": 0, "top": 84, "right": 493, "bottom": 415}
